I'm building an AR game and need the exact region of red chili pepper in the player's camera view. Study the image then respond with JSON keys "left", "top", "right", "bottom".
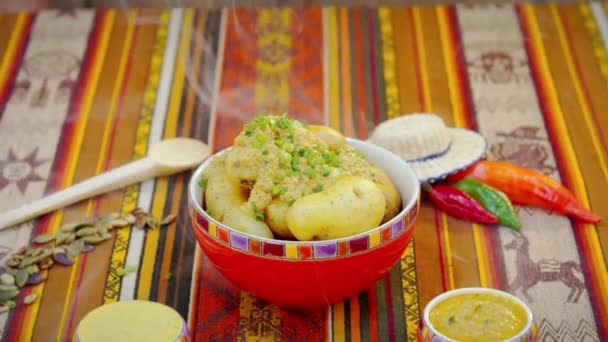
{"left": 426, "top": 184, "right": 499, "bottom": 224}
{"left": 449, "top": 160, "right": 602, "bottom": 224}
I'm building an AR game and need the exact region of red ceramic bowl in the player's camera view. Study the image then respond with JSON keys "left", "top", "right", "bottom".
{"left": 188, "top": 138, "right": 421, "bottom": 309}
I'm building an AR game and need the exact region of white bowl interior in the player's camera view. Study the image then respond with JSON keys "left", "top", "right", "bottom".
{"left": 422, "top": 287, "right": 534, "bottom": 342}
{"left": 189, "top": 138, "right": 421, "bottom": 243}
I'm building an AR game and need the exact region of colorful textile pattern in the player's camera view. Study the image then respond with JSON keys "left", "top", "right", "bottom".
{"left": 0, "top": 4, "right": 606, "bottom": 341}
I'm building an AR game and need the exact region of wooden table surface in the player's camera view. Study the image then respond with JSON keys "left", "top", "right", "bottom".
{"left": 0, "top": 3, "right": 606, "bottom": 341}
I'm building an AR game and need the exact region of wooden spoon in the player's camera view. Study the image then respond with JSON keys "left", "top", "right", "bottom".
{"left": 0, "top": 137, "right": 210, "bottom": 231}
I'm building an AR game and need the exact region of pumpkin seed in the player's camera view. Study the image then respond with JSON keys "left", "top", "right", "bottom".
{"left": 14, "top": 269, "right": 28, "bottom": 287}
{"left": 23, "top": 294, "right": 37, "bottom": 305}
{"left": 81, "top": 235, "right": 105, "bottom": 245}
{"left": 1, "top": 273, "right": 15, "bottom": 285}
{"left": 53, "top": 252, "right": 74, "bottom": 266}
{"left": 16, "top": 247, "right": 28, "bottom": 255}
{"left": 0, "top": 304, "right": 10, "bottom": 313}
{"left": 67, "top": 239, "right": 85, "bottom": 257}
{"left": 110, "top": 219, "right": 129, "bottom": 228}
{"left": 0, "top": 284, "right": 17, "bottom": 292}
{"left": 123, "top": 214, "right": 136, "bottom": 225}
{"left": 97, "top": 225, "right": 109, "bottom": 236}
{"left": 160, "top": 214, "right": 177, "bottom": 226}
{"left": 53, "top": 247, "right": 66, "bottom": 255}
{"left": 81, "top": 244, "right": 95, "bottom": 253}
{"left": 26, "top": 273, "right": 45, "bottom": 286}
{"left": 62, "top": 219, "right": 95, "bottom": 233}
{"left": 24, "top": 247, "right": 35, "bottom": 256}
{"left": 5, "top": 300, "right": 16, "bottom": 309}
{"left": 6, "top": 257, "right": 21, "bottom": 268}
{"left": 101, "top": 233, "right": 112, "bottom": 241}
{"left": 38, "top": 258, "right": 53, "bottom": 270}
{"left": 75, "top": 227, "right": 97, "bottom": 237}
{"left": 5, "top": 268, "right": 16, "bottom": 275}
{"left": 60, "top": 223, "right": 78, "bottom": 232}
{"left": 25, "top": 265, "right": 39, "bottom": 275}
{"left": 33, "top": 233, "right": 55, "bottom": 244}
{"left": 19, "top": 255, "right": 41, "bottom": 269}
{"left": 146, "top": 217, "right": 157, "bottom": 229}
{"left": 0, "top": 290, "right": 19, "bottom": 301}
{"left": 98, "top": 220, "right": 113, "bottom": 231}
{"left": 55, "top": 232, "right": 73, "bottom": 245}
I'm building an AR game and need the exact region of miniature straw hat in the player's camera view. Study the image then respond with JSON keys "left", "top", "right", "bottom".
{"left": 368, "top": 113, "right": 487, "bottom": 183}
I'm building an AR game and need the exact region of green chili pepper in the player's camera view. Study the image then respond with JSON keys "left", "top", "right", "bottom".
{"left": 454, "top": 179, "right": 521, "bottom": 230}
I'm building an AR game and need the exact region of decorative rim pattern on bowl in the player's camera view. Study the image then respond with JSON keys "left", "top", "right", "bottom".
{"left": 188, "top": 195, "right": 420, "bottom": 260}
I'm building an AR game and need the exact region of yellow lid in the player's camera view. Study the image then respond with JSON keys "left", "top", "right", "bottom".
{"left": 75, "top": 300, "right": 187, "bottom": 342}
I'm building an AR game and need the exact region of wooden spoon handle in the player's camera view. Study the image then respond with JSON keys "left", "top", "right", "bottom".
{"left": 0, "top": 157, "right": 160, "bottom": 231}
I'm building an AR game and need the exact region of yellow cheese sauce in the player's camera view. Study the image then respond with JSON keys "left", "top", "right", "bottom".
{"left": 428, "top": 292, "right": 528, "bottom": 341}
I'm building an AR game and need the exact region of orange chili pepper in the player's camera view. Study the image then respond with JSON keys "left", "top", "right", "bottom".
{"left": 447, "top": 160, "right": 602, "bottom": 224}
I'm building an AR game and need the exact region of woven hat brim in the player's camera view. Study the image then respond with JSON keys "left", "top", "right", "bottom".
{"left": 408, "top": 128, "right": 487, "bottom": 183}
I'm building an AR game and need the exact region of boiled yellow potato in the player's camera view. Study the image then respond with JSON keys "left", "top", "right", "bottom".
{"left": 205, "top": 174, "right": 249, "bottom": 222}
{"left": 307, "top": 125, "right": 346, "bottom": 150}
{"left": 370, "top": 166, "right": 401, "bottom": 223}
{"left": 222, "top": 207, "right": 274, "bottom": 239}
{"left": 286, "top": 176, "right": 386, "bottom": 241}
{"left": 265, "top": 200, "right": 294, "bottom": 239}
{"left": 225, "top": 146, "right": 263, "bottom": 183}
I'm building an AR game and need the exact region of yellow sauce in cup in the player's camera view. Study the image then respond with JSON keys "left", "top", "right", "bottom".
{"left": 428, "top": 292, "right": 528, "bottom": 341}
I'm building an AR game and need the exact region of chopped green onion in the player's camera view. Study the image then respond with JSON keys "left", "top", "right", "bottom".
{"left": 244, "top": 128, "right": 254, "bottom": 137}
{"left": 321, "top": 167, "right": 330, "bottom": 177}
{"left": 256, "top": 134, "right": 267, "bottom": 144}
{"left": 251, "top": 203, "right": 265, "bottom": 222}
{"left": 262, "top": 149, "right": 269, "bottom": 155}
{"left": 313, "top": 184, "right": 323, "bottom": 193}
{"left": 273, "top": 173, "right": 284, "bottom": 182}
{"left": 287, "top": 199, "right": 296, "bottom": 206}
{"left": 298, "top": 148, "right": 306, "bottom": 157}
{"left": 276, "top": 115, "right": 291, "bottom": 129}
{"left": 280, "top": 152, "right": 292, "bottom": 163}
{"left": 303, "top": 168, "right": 316, "bottom": 179}
{"left": 275, "top": 138, "right": 284, "bottom": 148}
{"left": 284, "top": 143, "right": 294, "bottom": 153}
{"left": 310, "top": 156, "right": 324, "bottom": 166}
{"left": 272, "top": 185, "right": 287, "bottom": 196}
{"left": 291, "top": 156, "right": 300, "bottom": 171}
{"left": 198, "top": 178, "right": 207, "bottom": 190}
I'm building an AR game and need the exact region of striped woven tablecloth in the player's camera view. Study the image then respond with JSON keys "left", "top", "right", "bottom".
{"left": 0, "top": 3, "right": 607, "bottom": 341}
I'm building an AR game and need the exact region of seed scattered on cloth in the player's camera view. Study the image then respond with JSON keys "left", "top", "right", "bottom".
{"left": 0, "top": 210, "right": 176, "bottom": 311}
{"left": 23, "top": 294, "right": 38, "bottom": 305}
